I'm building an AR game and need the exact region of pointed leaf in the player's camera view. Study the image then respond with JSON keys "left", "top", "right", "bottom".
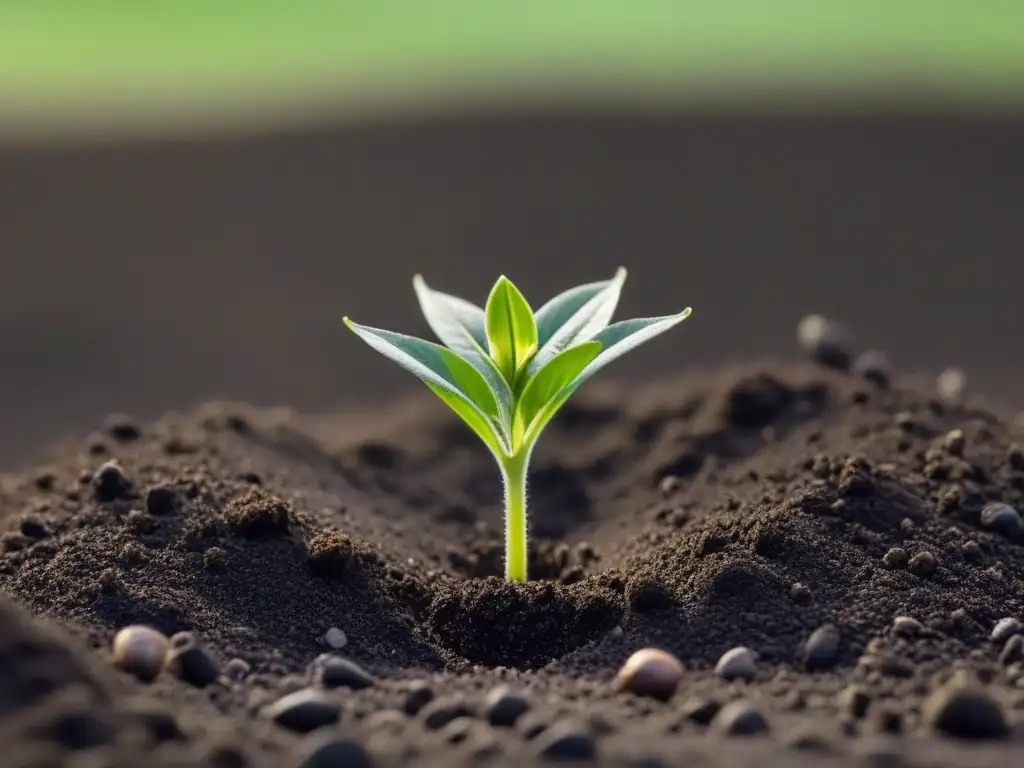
{"left": 514, "top": 341, "right": 601, "bottom": 445}
{"left": 572, "top": 309, "right": 693, "bottom": 389}
{"left": 485, "top": 276, "right": 538, "bottom": 383}
{"left": 426, "top": 383, "right": 509, "bottom": 457}
{"left": 344, "top": 318, "right": 500, "bottom": 419}
{"left": 527, "top": 267, "right": 626, "bottom": 375}
{"left": 533, "top": 267, "right": 627, "bottom": 347}
{"left": 412, "top": 275, "right": 514, "bottom": 424}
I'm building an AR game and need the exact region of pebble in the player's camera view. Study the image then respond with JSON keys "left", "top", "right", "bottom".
{"left": 93, "top": 460, "right": 132, "bottom": 501}
{"left": 613, "top": 648, "right": 685, "bottom": 700}
{"left": 711, "top": 700, "right": 770, "bottom": 736}
{"left": 892, "top": 616, "right": 924, "bottom": 638}
{"left": 936, "top": 367, "right": 968, "bottom": 403}
{"left": 293, "top": 734, "right": 373, "bottom": 768}
{"left": 323, "top": 627, "right": 348, "bottom": 650}
{"left": 797, "top": 314, "right": 857, "bottom": 370}
{"left": 991, "top": 617, "right": 1023, "bottom": 643}
{"left": 112, "top": 625, "right": 169, "bottom": 683}
{"left": 852, "top": 350, "right": 891, "bottom": 386}
{"left": 922, "top": 681, "right": 1009, "bottom": 740}
{"left": 314, "top": 656, "right": 376, "bottom": 690}
{"left": 532, "top": 719, "right": 596, "bottom": 760}
{"left": 264, "top": 688, "right": 341, "bottom": 733}
{"left": 804, "top": 624, "right": 841, "bottom": 671}
{"left": 483, "top": 685, "right": 531, "bottom": 727}
{"left": 980, "top": 503, "right": 1024, "bottom": 539}
{"left": 165, "top": 640, "right": 221, "bottom": 688}
{"left": 714, "top": 646, "right": 757, "bottom": 681}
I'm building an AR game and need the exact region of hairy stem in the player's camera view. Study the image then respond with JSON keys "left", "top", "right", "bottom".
{"left": 501, "top": 451, "right": 529, "bottom": 582}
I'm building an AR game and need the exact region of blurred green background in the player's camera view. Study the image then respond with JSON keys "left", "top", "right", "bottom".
{"left": 2, "top": 1, "right": 1022, "bottom": 141}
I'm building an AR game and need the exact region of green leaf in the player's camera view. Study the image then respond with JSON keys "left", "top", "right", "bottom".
{"left": 426, "top": 383, "right": 509, "bottom": 457}
{"left": 572, "top": 308, "right": 693, "bottom": 388}
{"left": 485, "top": 276, "right": 538, "bottom": 383}
{"left": 413, "top": 274, "right": 514, "bottom": 424}
{"left": 527, "top": 267, "right": 626, "bottom": 376}
{"left": 344, "top": 317, "right": 501, "bottom": 420}
{"left": 514, "top": 340, "right": 601, "bottom": 445}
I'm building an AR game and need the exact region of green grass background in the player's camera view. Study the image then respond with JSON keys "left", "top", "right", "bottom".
{"left": 1, "top": 2, "right": 1022, "bottom": 138}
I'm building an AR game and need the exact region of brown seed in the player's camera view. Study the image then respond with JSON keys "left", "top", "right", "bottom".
{"left": 613, "top": 648, "right": 684, "bottom": 701}
{"left": 112, "top": 625, "right": 169, "bottom": 682}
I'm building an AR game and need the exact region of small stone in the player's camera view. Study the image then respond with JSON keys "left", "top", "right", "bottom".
{"left": 943, "top": 429, "right": 966, "bottom": 457}
{"left": 999, "top": 635, "right": 1024, "bottom": 666}
{"left": 323, "top": 627, "right": 348, "bottom": 650}
{"left": 145, "top": 485, "right": 179, "bottom": 516}
{"left": 922, "top": 682, "right": 1009, "bottom": 740}
{"left": 711, "top": 700, "right": 770, "bottom": 736}
{"left": 797, "top": 314, "right": 857, "bottom": 370}
{"left": 837, "top": 685, "right": 871, "bottom": 719}
{"left": 892, "top": 616, "right": 924, "bottom": 638}
{"left": 804, "top": 624, "right": 841, "bottom": 671}
{"left": 936, "top": 367, "right": 967, "bottom": 403}
{"left": 991, "top": 617, "right": 1023, "bottom": 643}
{"left": 165, "top": 641, "right": 221, "bottom": 688}
{"left": 613, "top": 648, "right": 685, "bottom": 700}
{"left": 421, "top": 698, "right": 474, "bottom": 731}
{"left": 852, "top": 350, "right": 890, "bottom": 387}
{"left": 908, "top": 551, "right": 937, "bottom": 577}
{"left": 293, "top": 734, "right": 373, "bottom": 768}
{"left": 715, "top": 646, "right": 757, "bottom": 681}
{"left": 532, "top": 719, "right": 596, "bottom": 760}
{"left": 103, "top": 413, "right": 141, "bottom": 441}
{"left": 882, "top": 547, "right": 908, "bottom": 569}
{"left": 264, "top": 688, "right": 341, "bottom": 733}
{"left": 224, "top": 658, "right": 251, "bottom": 681}
{"left": 483, "top": 685, "right": 531, "bottom": 727}
{"left": 980, "top": 503, "right": 1024, "bottom": 539}
{"left": 93, "top": 460, "right": 132, "bottom": 502}
{"left": 112, "top": 625, "right": 169, "bottom": 682}
{"left": 314, "top": 656, "right": 375, "bottom": 690}
{"left": 402, "top": 681, "right": 434, "bottom": 716}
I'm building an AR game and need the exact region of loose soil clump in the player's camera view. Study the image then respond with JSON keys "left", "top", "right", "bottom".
{"left": 2, "top": 361, "right": 1024, "bottom": 766}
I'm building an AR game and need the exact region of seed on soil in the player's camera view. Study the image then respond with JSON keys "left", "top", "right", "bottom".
{"left": 892, "top": 616, "right": 924, "bottom": 637}
{"left": 165, "top": 639, "right": 221, "bottom": 688}
{"left": 293, "top": 734, "right": 373, "bottom": 768}
{"left": 531, "top": 719, "right": 596, "bottom": 761}
{"left": 921, "top": 680, "right": 1009, "bottom": 740}
{"left": 990, "top": 617, "right": 1023, "bottom": 643}
{"left": 852, "top": 350, "right": 891, "bottom": 387}
{"left": 112, "top": 625, "right": 169, "bottom": 682}
{"left": 907, "top": 551, "right": 937, "bottom": 577}
{"left": 980, "top": 503, "right": 1024, "bottom": 539}
{"left": 882, "top": 547, "right": 908, "bottom": 569}
{"left": 93, "top": 460, "right": 132, "bottom": 502}
{"left": 711, "top": 700, "right": 770, "bottom": 736}
{"left": 323, "top": 627, "right": 347, "bottom": 650}
{"left": 715, "top": 646, "right": 757, "bottom": 681}
{"left": 314, "top": 656, "right": 375, "bottom": 690}
{"left": 936, "top": 367, "right": 968, "bottom": 403}
{"left": 804, "top": 624, "right": 841, "bottom": 671}
{"left": 263, "top": 688, "right": 342, "bottom": 733}
{"left": 613, "top": 648, "right": 684, "bottom": 700}
{"left": 483, "top": 685, "right": 531, "bottom": 727}
{"left": 797, "top": 314, "right": 857, "bottom": 370}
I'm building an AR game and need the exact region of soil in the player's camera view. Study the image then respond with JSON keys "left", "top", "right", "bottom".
{"left": 3, "top": 358, "right": 1024, "bottom": 766}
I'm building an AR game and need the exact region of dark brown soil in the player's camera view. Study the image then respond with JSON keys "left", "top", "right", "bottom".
{"left": 3, "top": 360, "right": 1024, "bottom": 766}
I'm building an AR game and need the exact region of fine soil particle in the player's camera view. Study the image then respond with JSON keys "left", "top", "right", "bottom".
{"left": 2, "top": 361, "right": 1024, "bottom": 766}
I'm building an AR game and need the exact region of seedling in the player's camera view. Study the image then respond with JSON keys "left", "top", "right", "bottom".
{"left": 344, "top": 269, "right": 691, "bottom": 582}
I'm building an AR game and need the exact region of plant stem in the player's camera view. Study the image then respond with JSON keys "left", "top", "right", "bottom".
{"left": 501, "top": 451, "right": 529, "bottom": 582}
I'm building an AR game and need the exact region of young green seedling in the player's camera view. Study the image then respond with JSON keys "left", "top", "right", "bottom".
{"left": 344, "top": 269, "right": 691, "bottom": 582}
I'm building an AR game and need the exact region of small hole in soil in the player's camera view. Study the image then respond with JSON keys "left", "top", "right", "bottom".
{"left": 425, "top": 576, "right": 623, "bottom": 668}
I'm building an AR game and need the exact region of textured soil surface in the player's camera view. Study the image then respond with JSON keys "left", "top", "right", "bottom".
{"left": 3, "top": 359, "right": 1024, "bottom": 766}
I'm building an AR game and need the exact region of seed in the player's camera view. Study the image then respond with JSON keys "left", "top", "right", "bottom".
{"left": 613, "top": 648, "right": 684, "bottom": 701}
{"left": 112, "top": 625, "right": 169, "bottom": 682}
